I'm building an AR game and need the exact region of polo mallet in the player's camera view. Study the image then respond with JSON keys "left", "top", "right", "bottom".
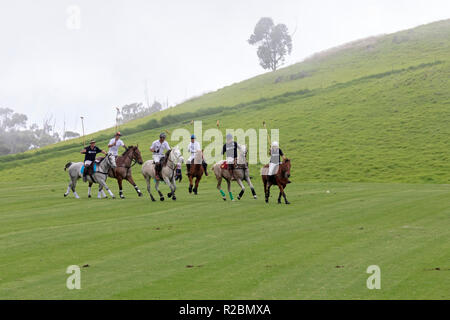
{"left": 263, "top": 121, "right": 271, "bottom": 155}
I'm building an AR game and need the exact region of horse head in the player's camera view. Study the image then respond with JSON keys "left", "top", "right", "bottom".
{"left": 281, "top": 158, "right": 291, "bottom": 179}
{"left": 170, "top": 147, "right": 182, "bottom": 163}
{"left": 131, "top": 145, "right": 144, "bottom": 165}
{"left": 106, "top": 152, "right": 117, "bottom": 169}
{"left": 237, "top": 144, "right": 247, "bottom": 165}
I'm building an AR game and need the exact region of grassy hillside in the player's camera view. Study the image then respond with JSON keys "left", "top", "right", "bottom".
{"left": 1, "top": 19, "right": 449, "bottom": 184}
{"left": 0, "top": 20, "right": 449, "bottom": 300}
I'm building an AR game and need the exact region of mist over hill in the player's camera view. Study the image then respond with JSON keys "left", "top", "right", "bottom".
{"left": 1, "top": 19, "right": 449, "bottom": 184}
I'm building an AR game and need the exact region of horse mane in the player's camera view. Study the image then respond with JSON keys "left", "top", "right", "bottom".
{"left": 121, "top": 145, "right": 134, "bottom": 156}
{"left": 162, "top": 149, "right": 172, "bottom": 167}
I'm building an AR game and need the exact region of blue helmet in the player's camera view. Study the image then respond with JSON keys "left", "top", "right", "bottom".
{"left": 191, "top": 134, "right": 196, "bottom": 139}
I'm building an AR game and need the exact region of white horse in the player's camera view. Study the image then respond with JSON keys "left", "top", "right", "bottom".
{"left": 142, "top": 147, "right": 182, "bottom": 201}
{"left": 212, "top": 144, "right": 257, "bottom": 201}
{"left": 64, "top": 153, "right": 117, "bottom": 199}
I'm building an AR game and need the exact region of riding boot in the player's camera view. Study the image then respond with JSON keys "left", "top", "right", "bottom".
{"left": 155, "top": 163, "right": 161, "bottom": 180}
{"left": 202, "top": 161, "right": 208, "bottom": 176}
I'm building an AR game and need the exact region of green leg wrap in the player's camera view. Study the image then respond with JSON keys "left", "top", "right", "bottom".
{"left": 220, "top": 189, "right": 226, "bottom": 197}
{"left": 229, "top": 192, "right": 234, "bottom": 200}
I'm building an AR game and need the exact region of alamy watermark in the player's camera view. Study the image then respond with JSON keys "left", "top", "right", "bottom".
{"left": 66, "top": 265, "right": 81, "bottom": 290}
{"left": 366, "top": 265, "right": 381, "bottom": 290}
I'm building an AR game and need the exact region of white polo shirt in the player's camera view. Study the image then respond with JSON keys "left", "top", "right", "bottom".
{"left": 108, "top": 138, "right": 125, "bottom": 156}
{"left": 188, "top": 141, "right": 201, "bottom": 162}
{"left": 151, "top": 139, "right": 171, "bottom": 156}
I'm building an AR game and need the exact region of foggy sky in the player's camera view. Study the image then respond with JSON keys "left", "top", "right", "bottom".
{"left": 1, "top": 0, "right": 449, "bottom": 135}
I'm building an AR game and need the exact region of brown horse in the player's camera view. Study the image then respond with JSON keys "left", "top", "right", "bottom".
{"left": 261, "top": 159, "right": 291, "bottom": 204}
{"left": 187, "top": 150, "right": 204, "bottom": 195}
{"left": 88, "top": 146, "right": 144, "bottom": 199}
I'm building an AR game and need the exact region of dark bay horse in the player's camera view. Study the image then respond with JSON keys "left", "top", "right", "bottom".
{"left": 187, "top": 150, "right": 204, "bottom": 195}
{"left": 88, "top": 145, "right": 144, "bottom": 199}
{"left": 261, "top": 159, "right": 291, "bottom": 204}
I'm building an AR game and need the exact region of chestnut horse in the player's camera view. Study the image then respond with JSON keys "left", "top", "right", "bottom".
{"left": 261, "top": 159, "right": 291, "bottom": 204}
{"left": 88, "top": 145, "right": 144, "bottom": 199}
{"left": 187, "top": 150, "right": 204, "bottom": 195}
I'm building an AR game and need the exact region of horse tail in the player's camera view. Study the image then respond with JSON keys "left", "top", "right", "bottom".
{"left": 64, "top": 162, "right": 73, "bottom": 171}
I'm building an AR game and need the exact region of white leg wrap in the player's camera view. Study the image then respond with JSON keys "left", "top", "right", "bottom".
{"left": 98, "top": 191, "right": 102, "bottom": 198}
{"left": 74, "top": 192, "right": 80, "bottom": 199}
{"left": 101, "top": 190, "right": 107, "bottom": 198}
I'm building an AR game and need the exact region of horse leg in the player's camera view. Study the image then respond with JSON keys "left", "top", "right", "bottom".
{"left": 155, "top": 180, "right": 164, "bottom": 201}
{"left": 246, "top": 174, "right": 257, "bottom": 199}
{"left": 265, "top": 182, "right": 272, "bottom": 204}
{"left": 278, "top": 191, "right": 282, "bottom": 204}
{"left": 164, "top": 176, "right": 176, "bottom": 201}
{"left": 263, "top": 179, "right": 269, "bottom": 203}
{"left": 188, "top": 175, "right": 193, "bottom": 194}
{"left": 70, "top": 176, "right": 80, "bottom": 199}
{"left": 88, "top": 182, "right": 93, "bottom": 198}
{"left": 64, "top": 178, "right": 72, "bottom": 197}
{"left": 227, "top": 179, "right": 234, "bottom": 201}
{"left": 280, "top": 184, "right": 290, "bottom": 204}
{"left": 126, "top": 175, "right": 142, "bottom": 197}
{"left": 236, "top": 178, "right": 245, "bottom": 200}
{"left": 98, "top": 184, "right": 103, "bottom": 198}
{"left": 216, "top": 175, "right": 226, "bottom": 201}
{"left": 99, "top": 178, "right": 115, "bottom": 199}
{"left": 144, "top": 175, "right": 156, "bottom": 202}
{"left": 193, "top": 176, "right": 201, "bottom": 195}
{"left": 117, "top": 177, "right": 125, "bottom": 199}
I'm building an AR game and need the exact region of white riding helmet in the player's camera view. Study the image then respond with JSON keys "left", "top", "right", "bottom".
{"left": 272, "top": 141, "right": 279, "bottom": 148}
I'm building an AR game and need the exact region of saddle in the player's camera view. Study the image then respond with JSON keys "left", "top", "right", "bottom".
{"left": 220, "top": 162, "right": 228, "bottom": 170}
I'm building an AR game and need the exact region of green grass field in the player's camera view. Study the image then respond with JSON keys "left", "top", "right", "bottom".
{"left": 1, "top": 180, "right": 448, "bottom": 299}
{"left": 0, "top": 20, "right": 449, "bottom": 299}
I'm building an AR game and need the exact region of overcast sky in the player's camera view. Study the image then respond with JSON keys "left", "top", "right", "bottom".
{"left": 1, "top": 0, "right": 449, "bottom": 134}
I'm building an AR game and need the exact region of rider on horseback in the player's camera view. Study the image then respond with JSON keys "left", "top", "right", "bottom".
{"left": 81, "top": 139, "right": 107, "bottom": 182}
{"left": 268, "top": 141, "right": 288, "bottom": 183}
{"left": 222, "top": 133, "right": 241, "bottom": 180}
{"left": 108, "top": 131, "right": 127, "bottom": 157}
{"left": 187, "top": 134, "right": 208, "bottom": 176}
{"left": 150, "top": 132, "right": 171, "bottom": 180}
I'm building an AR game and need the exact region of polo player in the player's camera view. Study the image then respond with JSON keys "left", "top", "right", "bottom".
{"left": 222, "top": 133, "right": 241, "bottom": 179}
{"left": 150, "top": 132, "right": 171, "bottom": 180}
{"left": 187, "top": 134, "right": 208, "bottom": 176}
{"left": 108, "top": 131, "right": 127, "bottom": 157}
{"left": 268, "top": 141, "right": 288, "bottom": 182}
{"left": 80, "top": 139, "right": 107, "bottom": 182}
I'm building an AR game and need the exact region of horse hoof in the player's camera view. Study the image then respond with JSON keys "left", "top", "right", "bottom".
{"left": 151, "top": 197, "right": 156, "bottom": 202}
{"left": 237, "top": 197, "right": 241, "bottom": 200}
{"left": 112, "top": 196, "right": 116, "bottom": 199}
{"left": 168, "top": 193, "right": 172, "bottom": 198}
{"left": 285, "top": 201, "right": 290, "bottom": 205}
{"left": 253, "top": 196, "right": 257, "bottom": 199}
{"left": 88, "top": 195, "right": 91, "bottom": 198}
{"left": 172, "top": 196, "right": 176, "bottom": 201}
{"left": 265, "top": 199, "right": 269, "bottom": 203}
{"left": 278, "top": 201, "right": 282, "bottom": 204}
{"left": 222, "top": 198, "right": 226, "bottom": 201}
{"left": 138, "top": 193, "right": 143, "bottom": 197}
{"left": 64, "top": 194, "right": 67, "bottom": 197}
{"left": 160, "top": 197, "right": 165, "bottom": 201}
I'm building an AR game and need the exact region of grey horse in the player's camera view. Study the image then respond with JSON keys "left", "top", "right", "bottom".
{"left": 142, "top": 147, "right": 183, "bottom": 201}
{"left": 212, "top": 144, "right": 257, "bottom": 201}
{"left": 64, "top": 153, "right": 117, "bottom": 199}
